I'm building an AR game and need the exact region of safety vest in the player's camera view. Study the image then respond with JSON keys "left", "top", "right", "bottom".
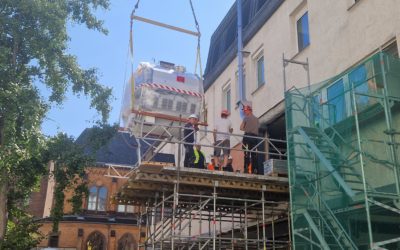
{"left": 193, "top": 149, "right": 205, "bottom": 164}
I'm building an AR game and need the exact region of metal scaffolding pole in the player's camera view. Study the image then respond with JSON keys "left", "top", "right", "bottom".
{"left": 199, "top": 196, "right": 202, "bottom": 249}
{"left": 231, "top": 201, "right": 234, "bottom": 249}
{"left": 145, "top": 205, "right": 150, "bottom": 250}
{"left": 272, "top": 207, "right": 276, "bottom": 250}
{"left": 351, "top": 80, "right": 374, "bottom": 248}
{"left": 245, "top": 200, "right": 248, "bottom": 250}
{"left": 171, "top": 183, "right": 177, "bottom": 249}
{"left": 138, "top": 206, "right": 142, "bottom": 250}
{"left": 151, "top": 193, "right": 157, "bottom": 249}
{"left": 257, "top": 212, "right": 260, "bottom": 249}
{"left": 262, "top": 185, "right": 267, "bottom": 249}
{"left": 219, "top": 208, "right": 222, "bottom": 248}
{"left": 161, "top": 191, "right": 165, "bottom": 250}
{"left": 213, "top": 181, "right": 217, "bottom": 250}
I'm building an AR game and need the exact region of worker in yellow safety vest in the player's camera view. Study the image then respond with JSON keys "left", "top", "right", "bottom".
{"left": 193, "top": 145, "right": 206, "bottom": 169}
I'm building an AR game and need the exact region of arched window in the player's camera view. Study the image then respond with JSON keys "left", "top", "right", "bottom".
{"left": 87, "top": 186, "right": 107, "bottom": 211}
{"left": 118, "top": 233, "right": 137, "bottom": 250}
{"left": 86, "top": 231, "right": 105, "bottom": 250}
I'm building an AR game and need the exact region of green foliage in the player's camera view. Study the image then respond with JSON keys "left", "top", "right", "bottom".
{"left": 82, "top": 123, "right": 119, "bottom": 152}
{"left": 46, "top": 133, "right": 93, "bottom": 232}
{"left": 68, "top": 182, "right": 89, "bottom": 214}
{"left": 0, "top": 0, "right": 112, "bottom": 243}
{"left": 2, "top": 208, "right": 43, "bottom": 250}
{"left": 0, "top": 0, "right": 113, "bottom": 123}
{"left": 7, "top": 157, "right": 48, "bottom": 209}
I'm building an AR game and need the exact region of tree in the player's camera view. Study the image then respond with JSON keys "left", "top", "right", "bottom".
{"left": 0, "top": 0, "right": 112, "bottom": 241}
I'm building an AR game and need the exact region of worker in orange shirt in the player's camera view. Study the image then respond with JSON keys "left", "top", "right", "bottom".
{"left": 207, "top": 158, "right": 216, "bottom": 171}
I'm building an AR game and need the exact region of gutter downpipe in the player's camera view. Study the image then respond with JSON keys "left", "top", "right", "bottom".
{"left": 237, "top": 0, "right": 245, "bottom": 119}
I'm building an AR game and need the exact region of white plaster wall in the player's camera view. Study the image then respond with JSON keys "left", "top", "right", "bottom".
{"left": 203, "top": 0, "right": 400, "bottom": 139}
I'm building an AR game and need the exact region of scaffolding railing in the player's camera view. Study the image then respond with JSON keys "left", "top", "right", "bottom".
{"left": 109, "top": 120, "right": 287, "bottom": 178}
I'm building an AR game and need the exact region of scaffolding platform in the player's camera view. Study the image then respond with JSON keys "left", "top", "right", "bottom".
{"left": 115, "top": 163, "right": 289, "bottom": 205}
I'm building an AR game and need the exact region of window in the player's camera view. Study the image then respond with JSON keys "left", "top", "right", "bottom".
{"left": 297, "top": 12, "right": 310, "bottom": 51}
{"left": 161, "top": 98, "right": 173, "bottom": 110}
{"left": 223, "top": 84, "right": 231, "bottom": 113}
{"left": 88, "top": 186, "right": 107, "bottom": 211}
{"left": 117, "top": 204, "right": 134, "bottom": 213}
{"left": 176, "top": 101, "right": 187, "bottom": 113}
{"left": 257, "top": 56, "right": 265, "bottom": 87}
{"left": 349, "top": 65, "right": 369, "bottom": 110}
{"left": 327, "top": 79, "right": 346, "bottom": 124}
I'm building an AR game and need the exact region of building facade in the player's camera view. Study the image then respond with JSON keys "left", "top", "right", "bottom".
{"left": 202, "top": 0, "right": 400, "bottom": 171}
{"left": 203, "top": 0, "right": 400, "bottom": 248}
{"left": 29, "top": 131, "right": 160, "bottom": 250}
{"left": 33, "top": 166, "right": 140, "bottom": 250}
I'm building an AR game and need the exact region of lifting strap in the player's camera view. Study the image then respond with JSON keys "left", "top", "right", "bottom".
{"left": 129, "top": 0, "right": 202, "bottom": 75}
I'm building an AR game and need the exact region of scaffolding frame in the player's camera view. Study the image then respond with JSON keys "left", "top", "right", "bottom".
{"left": 286, "top": 52, "right": 400, "bottom": 249}
{"left": 115, "top": 84, "right": 290, "bottom": 250}
{"left": 115, "top": 165, "right": 290, "bottom": 250}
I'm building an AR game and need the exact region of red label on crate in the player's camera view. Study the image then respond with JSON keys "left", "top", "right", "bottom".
{"left": 177, "top": 76, "right": 185, "bottom": 83}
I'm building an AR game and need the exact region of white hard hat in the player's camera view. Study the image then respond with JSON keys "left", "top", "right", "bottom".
{"left": 188, "top": 114, "right": 199, "bottom": 119}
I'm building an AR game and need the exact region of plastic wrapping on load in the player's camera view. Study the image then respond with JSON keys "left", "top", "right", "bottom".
{"left": 121, "top": 62, "right": 203, "bottom": 129}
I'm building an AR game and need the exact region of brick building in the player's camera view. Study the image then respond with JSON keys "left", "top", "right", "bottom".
{"left": 29, "top": 129, "right": 173, "bottom": 250}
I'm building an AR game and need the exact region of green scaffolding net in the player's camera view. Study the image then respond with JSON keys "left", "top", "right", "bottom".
{"left": 286, "top": 52, "right": 400, "bottom": 250}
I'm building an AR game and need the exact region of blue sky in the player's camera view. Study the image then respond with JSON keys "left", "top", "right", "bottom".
{"left": 42, "top": 0, "right": 235, "bottom": 138}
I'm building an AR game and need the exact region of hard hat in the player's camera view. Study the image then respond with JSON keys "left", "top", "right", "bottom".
{"left": 221, "top": 109, "right": 230, "bottom": 116}
{"left": 188, "top": 114, "right": 199, "bottom": 119}
{"left": 243, "top": 105, "right": 252, "bottom": 111}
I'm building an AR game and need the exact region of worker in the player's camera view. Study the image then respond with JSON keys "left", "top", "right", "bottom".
{"left": 183, "top": 114, "right": 199, "bottom": 168}
{"left": 213, "top": 109, "right": 233, "bottom": 169}
{"left": 207, "top": 158, "right": 216, "bottom": 171}
{"left": 240, "top": 104, "right": 261, "bottom": 174}
{"left": 223, "top": 155, "right": 234, "bottom": 172}
{"left": 193, "top": 145, "right": 206, "bottom": 169}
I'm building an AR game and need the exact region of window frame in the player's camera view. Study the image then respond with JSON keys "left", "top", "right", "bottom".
{"left": 256, "top": 55, "right": 265, "bottom": 88}
{"left": 87, "top": 186, "right": 108, "bottom": 212}
{"left": 222, "top": 83, "right": 232, "bottom": 113}
{"left": 296, "top": 11, "right": 310, "bottom": 52}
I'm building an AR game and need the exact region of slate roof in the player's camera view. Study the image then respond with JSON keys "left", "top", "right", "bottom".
{"left": 203, "top": 0, "right": 284, "bottom": 91}
{"left": 76, "top": 128, "right": 174, "bottom": 166}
